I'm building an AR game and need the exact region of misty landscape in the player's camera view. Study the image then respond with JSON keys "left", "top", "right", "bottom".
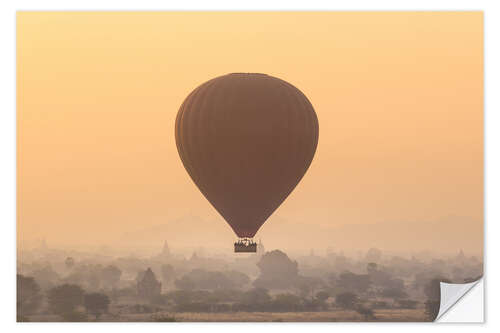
{"left": 17, "top": 237, "right": 482, "bottom": 322}
{"left": 16, "top": 11, "right": 483, "bottom": 324}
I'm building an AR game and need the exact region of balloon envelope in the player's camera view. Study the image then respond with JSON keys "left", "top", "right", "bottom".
{"left": 175, "top": 73, "right": 319, "bottom": 238}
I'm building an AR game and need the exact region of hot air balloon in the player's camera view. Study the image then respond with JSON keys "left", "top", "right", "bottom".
{"left": 175, "top": 73, "right": 319, "bottom": 252}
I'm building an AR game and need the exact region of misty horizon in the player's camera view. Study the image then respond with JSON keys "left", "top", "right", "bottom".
{"left": 18, "top": 212, "right": 483, "bottom": 258}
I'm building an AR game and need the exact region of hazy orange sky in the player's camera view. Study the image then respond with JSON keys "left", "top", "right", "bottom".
{"left": 17, "top": 12, "right": 483, "bottom": 254}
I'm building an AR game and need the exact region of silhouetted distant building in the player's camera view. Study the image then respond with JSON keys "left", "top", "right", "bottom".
{"left": 455, "top": 249, "right": 466, "bottom": 265}
{"left": 257, "top": 239, "right": 265, "bottom": 254}
{"left": 137, "top": 268, "right": 161, "bottom": 299}
{"left": 161, "top": 241, "right": 170, "bottom": 257}
{"left": 65, "top": 257, "right": 75, "bottom": 269}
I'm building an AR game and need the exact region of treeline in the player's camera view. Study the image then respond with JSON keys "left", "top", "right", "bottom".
{"left": 17, "top": 275, "right": 110, "bottom": 322}
{"left": 153, "top": 287, "right": 414, "bottom": 318}
{"left": 17, "top": 247, "right": 483, "bottom": 322}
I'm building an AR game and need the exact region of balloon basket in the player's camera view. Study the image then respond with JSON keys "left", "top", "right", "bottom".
{"left": 234, "top": 238, "right": 257, "bottom": 253}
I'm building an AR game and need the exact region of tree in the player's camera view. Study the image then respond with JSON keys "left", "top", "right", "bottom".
{"left": 31, "top": 265, "right": 60, "bottom": 290}
{"left": 242, "top": 288, "right": 272, "bottom": 304}
{"left": 209, "top": 289, "right": 244, "bottom": 303}
{"left": 366, "top": 262, "right": 378, "bottom": 274}
{"left": 17, "top": 274, "right": 42, "bottom": 318}
{"left": 224, "top": 270, "right": 251, "bottom": 289}
{"left": 380, "top": 287, "right": 408, "bottom": 299}
{"left": 254, "top": 250, "right": 299, "bottom": 289}
{"left": 84, "top": 292, "right": 110, "bottom": 320}
{"left": 315, "top": 291, "right": 330, "bottom": 302}
{"left": 424, "top": 277, "right": 451, "bottom": 300}
{"left": 231, "top": 287, "right": 273, "bottom": 312}
{"left": 47, "top": 284, "right": 85, "bottom": 315}
{"left": 271, "top": 293, "right": 303, "bottom": 312}
{"left": 385, "top": 278, "right": 405, "bottom": 290}
{"left": 336, "top": 271, "right": 371, "bottom": 293}
{"left": 368, "top": 266, "right": 393, "bottom": 288}
{"left": 177, "top": 269, "right": 240, "bottom": 290}
{"left": 166, "top": 290, "right": 197, "bottom": 305}
{"left": 257, "top": 250, "right": 298, "bottom": 277}
{"left": 365, "top": 248, "right": 382, "bottom": 263}
{"left": 326, "top": 272, "right": 337, "bottom": 287}
{"left": 101, "top": 265, "right": 122, "bottom": 289}
{"left": 412, "top": 270, "right": 443, "bottom": 291}
{"left": 424, "top": 277, "right": 451, "bottom": 321}
{"left": 335, "top": 292, "right": 359, "bottom": 309}
{"left": 424, "top": 300, "right": 441, "bottom": 321}
{"left": 63, "top": 264, "right": 102, "bottom": 291}
{"left": 295, "top": 276, "right": 324, "bottom": 300}
{"left": 65, "top": 257, "right": 75, "bottom": 269}
{"left": 87, "top": 272, "right": 101, "bottom": 290}
{"left": 313, "top": 291, "right": 331, "bottom": 310}
{"left": 355, "top": 305, "right": 376, "bottom": 320}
